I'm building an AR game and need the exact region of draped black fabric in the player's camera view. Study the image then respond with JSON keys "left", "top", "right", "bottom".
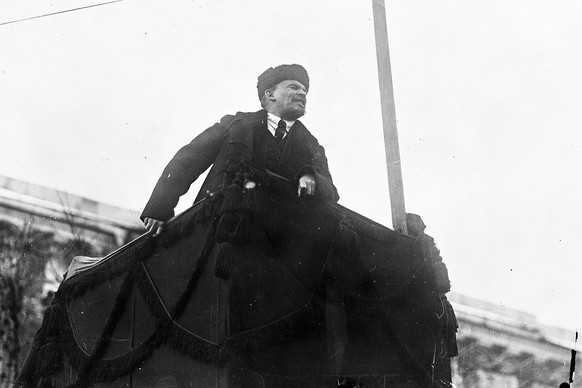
{"left": 16, "top": 166, "right": 457, "bottom": 388}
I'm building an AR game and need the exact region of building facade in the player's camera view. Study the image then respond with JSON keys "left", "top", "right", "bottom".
{"left": 0, "top": 175, "right": 143, "bottom": 254}
{"left": 450, "top": 292, "right": 575, "bottom": 388}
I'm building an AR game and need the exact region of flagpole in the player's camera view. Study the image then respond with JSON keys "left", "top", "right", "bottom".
{"left": 372, "top": 0, "right": 408, "bottom": 235}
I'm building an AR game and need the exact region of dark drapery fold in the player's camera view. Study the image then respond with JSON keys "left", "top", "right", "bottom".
{"left": 17, "top": 166, "right": 456, "bottom": 388}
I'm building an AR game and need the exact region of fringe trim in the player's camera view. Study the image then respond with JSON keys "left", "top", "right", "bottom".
{"left": 45, "top": 170, "right": 455, "bottom": 386}
{"left": 47, "top": 174, "right": 306, "bottom": 384}
{"left": 59, "top": 196, "right": 216, "bottom": 302}
{"left": 60, "top": 310, "right": 154, "bottom": 384}
{"left": 59, "top": 252, "right": 321, "bottom": 384}
{"left": 59, "top": 237, "right": 154, "bottom": 300}
{"left": 165, "top": 325, "right": 221, "bottom": 363}
{"left": 60, "top": 264, "right": 164, "bottom": 383}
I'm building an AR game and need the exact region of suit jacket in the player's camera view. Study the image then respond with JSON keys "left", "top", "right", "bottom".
{"left": 141, "top": 110, "right": 339, "bottom": 221}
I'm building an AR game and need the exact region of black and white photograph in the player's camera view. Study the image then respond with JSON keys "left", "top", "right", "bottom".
{"left": 1, "top": 1, "right": 581, "bottom": 387}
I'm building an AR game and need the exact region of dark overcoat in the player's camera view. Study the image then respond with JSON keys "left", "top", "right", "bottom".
{"left": 141, "top": 109, "right": 339, "bottom": 221}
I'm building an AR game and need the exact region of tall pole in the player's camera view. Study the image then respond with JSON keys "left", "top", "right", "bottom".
{"left": 372, "top": 0, "right": 408, "bottom": 235}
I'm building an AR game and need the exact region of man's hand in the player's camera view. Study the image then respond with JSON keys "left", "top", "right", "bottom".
{"left": 143, "top": 217, "right": 165, "bottom": 237}
{"left": 298, "top": 174, "right": 316, "bottom": 197}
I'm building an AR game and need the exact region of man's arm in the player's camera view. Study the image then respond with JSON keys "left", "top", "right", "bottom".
{"left": 297, "top": 141, "right": 339, "bottom": 202}
{"left": 141, "top": 115, "right": 234, "bottom": 225}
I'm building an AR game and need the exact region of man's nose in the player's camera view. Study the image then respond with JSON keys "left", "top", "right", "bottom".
{"left": 297, "top": 89, "right": 306, "bottom": 96}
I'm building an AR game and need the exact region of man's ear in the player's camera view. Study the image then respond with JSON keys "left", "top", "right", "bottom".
{"left": 265, "top": 88, "right": 276, "bottom": 101}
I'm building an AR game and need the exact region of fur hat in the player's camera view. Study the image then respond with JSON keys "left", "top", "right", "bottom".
{"left": 257, "top": 64, "right": 310, "bottom": 100}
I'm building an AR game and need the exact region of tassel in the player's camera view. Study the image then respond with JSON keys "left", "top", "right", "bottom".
{"left": 215, "top": 212, "right": 236, "bottom": 242}
{"left": 215, "top": 178, "right": 243, "bottom": 243}
{"left": 215, "top": 242, "right": 234, "bottom": 279}
{"left": 220, "top": 182, "right": 243, "bottom": 213}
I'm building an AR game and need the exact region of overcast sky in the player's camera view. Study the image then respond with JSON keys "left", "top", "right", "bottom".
{"left": 1, "top": 0, "right": 581, "bottom": 332}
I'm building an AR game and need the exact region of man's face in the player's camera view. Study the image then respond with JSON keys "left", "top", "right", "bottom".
{"left": 268, "top": 79, "right": 307, "bottom": 120}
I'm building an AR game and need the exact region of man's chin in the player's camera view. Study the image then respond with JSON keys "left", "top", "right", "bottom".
{"left": 284, "top": 108, "right": 306, "bottom": 120}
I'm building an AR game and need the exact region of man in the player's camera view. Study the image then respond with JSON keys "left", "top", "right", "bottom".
{"left": 141, "top": 64, "right": 339, "bottom": 234}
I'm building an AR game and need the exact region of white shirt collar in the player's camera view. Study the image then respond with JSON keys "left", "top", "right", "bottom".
{"left": 267, "top": 112, "right": 295, "bottom": 137}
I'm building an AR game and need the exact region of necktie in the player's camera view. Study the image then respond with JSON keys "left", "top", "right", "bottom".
{"left": 275, "top": 120, "right": 286, "bottom": 143}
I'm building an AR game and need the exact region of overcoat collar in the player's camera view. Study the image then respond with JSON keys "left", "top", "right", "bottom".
{"left": 234, "top": 109, "right": 305, "bottom": 135}
{"left": 232, "top": 109, "right": 268, "bottom": 130}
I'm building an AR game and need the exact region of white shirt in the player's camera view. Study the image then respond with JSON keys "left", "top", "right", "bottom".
{"left": 267, "top": 113, "right": 295, "bottom": 140}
